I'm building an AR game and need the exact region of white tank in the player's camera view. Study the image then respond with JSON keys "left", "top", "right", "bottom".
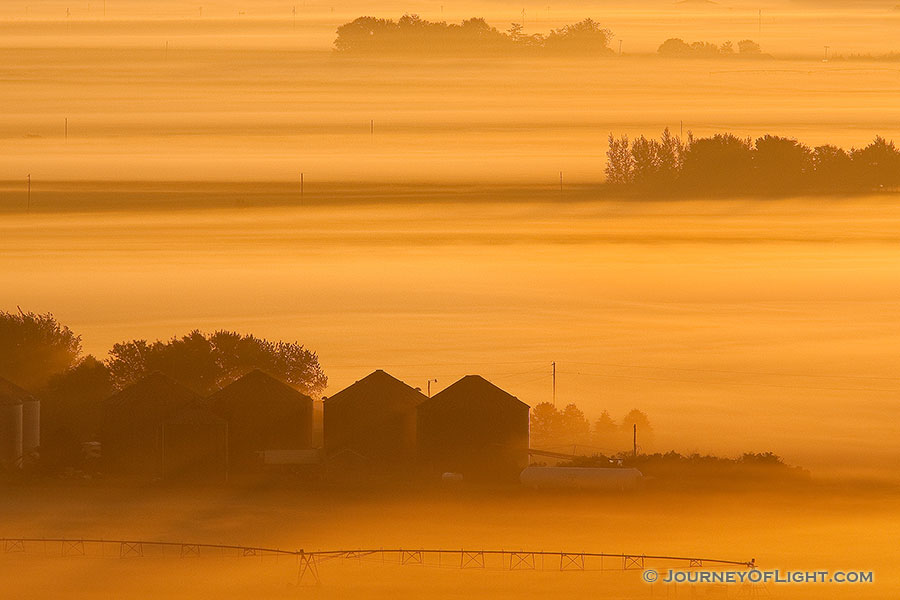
{"left": 22, "top": 397, "right": 40, "bottom": 457}
{"left": 520, "top": 466, "right": 643, "bottom": 491}
{"left": 0, "top": 401, "right": 24, "bottom": 468}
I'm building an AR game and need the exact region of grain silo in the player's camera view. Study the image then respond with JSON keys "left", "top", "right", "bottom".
{"left": 162, "top": 406, "right": 229, "bottom": 482}
{"left": 22, "top": 394, "right": 40, "bottom": 458}
{"left": 416, "top": 375, "right": 530, "bottom": 481}
{"left": 323, "top": 370, "right": 427, "bottom": 468}
{"left": 0, "top": 377, "right": 25, "bottom": 469}
{"left": 101, "top": 372, "right": 205, "bottom": 478}
{"left": 206, "top": 369, "right": 313, "bottom": 471}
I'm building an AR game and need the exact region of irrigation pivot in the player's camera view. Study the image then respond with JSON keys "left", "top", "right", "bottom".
{"left": 0, "top": 537, "right": 756, "bottom": 586}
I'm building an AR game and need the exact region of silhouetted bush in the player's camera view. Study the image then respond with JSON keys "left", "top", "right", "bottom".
{"left": 335, "top": 15, "right": 614, "bottom": 56}
{"left": 605, "top": 131, "right": 900, "bottom": 195}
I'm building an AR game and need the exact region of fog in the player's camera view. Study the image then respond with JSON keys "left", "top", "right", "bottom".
{"left": 2, "top": 3, "right": 899, "bottom": 598}
{"left": 4, "top": 196, "right": 900, "bottom": 478}
{"left": 1, "top": 485, "right": 898, "bottom": 599}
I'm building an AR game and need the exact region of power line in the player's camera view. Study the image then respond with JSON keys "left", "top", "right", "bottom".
{"left": 559, "top": 369, "right": 900, "bottom": 394}
{"left": 561, "top": 361, "right": 900, "bottom": 382}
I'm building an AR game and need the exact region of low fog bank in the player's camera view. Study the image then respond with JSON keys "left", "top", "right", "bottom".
{"left": 0, "top": 483, "right": 898, "bottom": 598}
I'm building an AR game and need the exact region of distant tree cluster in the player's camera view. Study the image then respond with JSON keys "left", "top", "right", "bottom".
{"left": 530, "top": 402, "right": 653, "bottom": 451}
{"left": 658, "top": 38, "right": 762, "bottom": 57}
{"left": 335, "top": 15, "right": 614, "bottom": 55}
{"left": 606, "top": 130, "right": 900, "bottom": 194}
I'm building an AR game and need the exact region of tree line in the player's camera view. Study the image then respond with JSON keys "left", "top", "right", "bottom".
{"left": 529, "top": 401, "right": 653, "bottom": 451}
{"left": 335, "top": 15, "right": 614, "bottom": 55}
{"left": 657, "top": 38, "right": 764, "bottom": 57}
{"left": 605, "top": 130, "right": 900, "bottom": 194}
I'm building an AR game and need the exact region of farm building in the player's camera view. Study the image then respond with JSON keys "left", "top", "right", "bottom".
{"left": 101, "top": 372, "right": 227, "bottom": 480}
{"left": 0, "top": 377, "right": 27, "bottom": 468}
{"left": 417, "top": 375, "right": 530, "bottom": 481}
{"left": 323, "top": 370, "right": 427, "bottom": 467}
{"left": 206, "top": 369, "right": 313, "bottom": 471}
{"left": 161, "top": 406, "right": 228, "bottom": 482}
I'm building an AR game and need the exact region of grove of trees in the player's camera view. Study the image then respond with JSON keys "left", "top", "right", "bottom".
{"left": 658, "top": 38, "right": 763, "bottom": 57}
{"left": 529, "top": 402, "right": 654, "bottom": 452}
{"left": 335, "top": 15, "right": 614, "bottom": 55}
{"left": 605, "top": 130, "right": 900, "bottom": 194}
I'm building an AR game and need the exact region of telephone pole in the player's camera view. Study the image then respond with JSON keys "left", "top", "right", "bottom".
{"left": 633, "top": 424, "right": 637, "bottom": 457}
{"left": 300, "top": 172, "right": 304, "bottom": 198}
{"left": 551, "top": 361, "right": 556, "bottom": 407}
{"left": 26, "top": 174, "right": 31, "bottom": 212}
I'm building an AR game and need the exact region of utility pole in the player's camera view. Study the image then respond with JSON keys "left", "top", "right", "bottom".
{"left": 370, "top": 119, "right": 374, "bottom": 137}
{"left": 300, "top": 172, "right": 304, "bottom": 199}
{"left": 26, "top": 174, "right": 31, "bottom": 213}
{"left": 65, "top": 117, "right": 68, "bottom": 141}
{"left": 551, "top": 361, "right": 556, "bottom": 407}
{"left": 633, "top": 424, "right": 637, "bottom": 457}
{"left": 559, "top": 171, "right": 563, "bottom": 192}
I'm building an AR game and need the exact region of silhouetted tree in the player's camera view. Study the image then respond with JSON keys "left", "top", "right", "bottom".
{"left": 106, "top": 330, "right": 326, "bottom": 396}
{"left": 738, "top": 39, "right": 762, "bottom": 54}
{"left": 630, "top": 128, "right": 684, "bottom": 186}
{"left": 559, "top": 403, "right": 591, "bottom": 445}
{"left": 606, "top": 133, "right": 634, "bottom": 185}
{"left": 40, "top": 356, "right": 111, "bottom": 470}
{"left": 545, "top": 18, "right": 613, "bottom": 55}
{"left": 657, "top": 38, "right": 693, "bottom": 56}
{"left": 0, "top": 309, "right": 82, "bottom": 390}
{"left": 754, "top": 135, "right": 812, "bottom": 192}
{"left": 680, "top": 133, "right": 754, "bottom": 191}
{"left": 851, "top": 136, "right": 900, "bottom": 189}
{"left": 529, "top": 402, "right": 561, "bottom": 447}
{"left": 812, "top": 144, "right": 854, "bottom": 191}
{"left": 658, "top": 128, "right": 685, "bottom": 181}
{"left": 592, "top": 410, "right": 617, "bottom": 444}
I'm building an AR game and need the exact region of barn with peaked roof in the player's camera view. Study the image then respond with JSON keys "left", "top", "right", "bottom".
{"left": 323, "top": 370, "right": 426, "bottom": 467}
{"left": 101, "top": 372, "right": 227, "bottom": 480}
{"left": 416, "top": 375, "right": 530, "bottom": 481}
{"left": 206, "top": 369, "right": 313, "bottom": 471}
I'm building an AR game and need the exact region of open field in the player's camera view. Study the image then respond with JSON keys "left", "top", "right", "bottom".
{"left": 1, "top": 483, "right": 899, "bottom": 599}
